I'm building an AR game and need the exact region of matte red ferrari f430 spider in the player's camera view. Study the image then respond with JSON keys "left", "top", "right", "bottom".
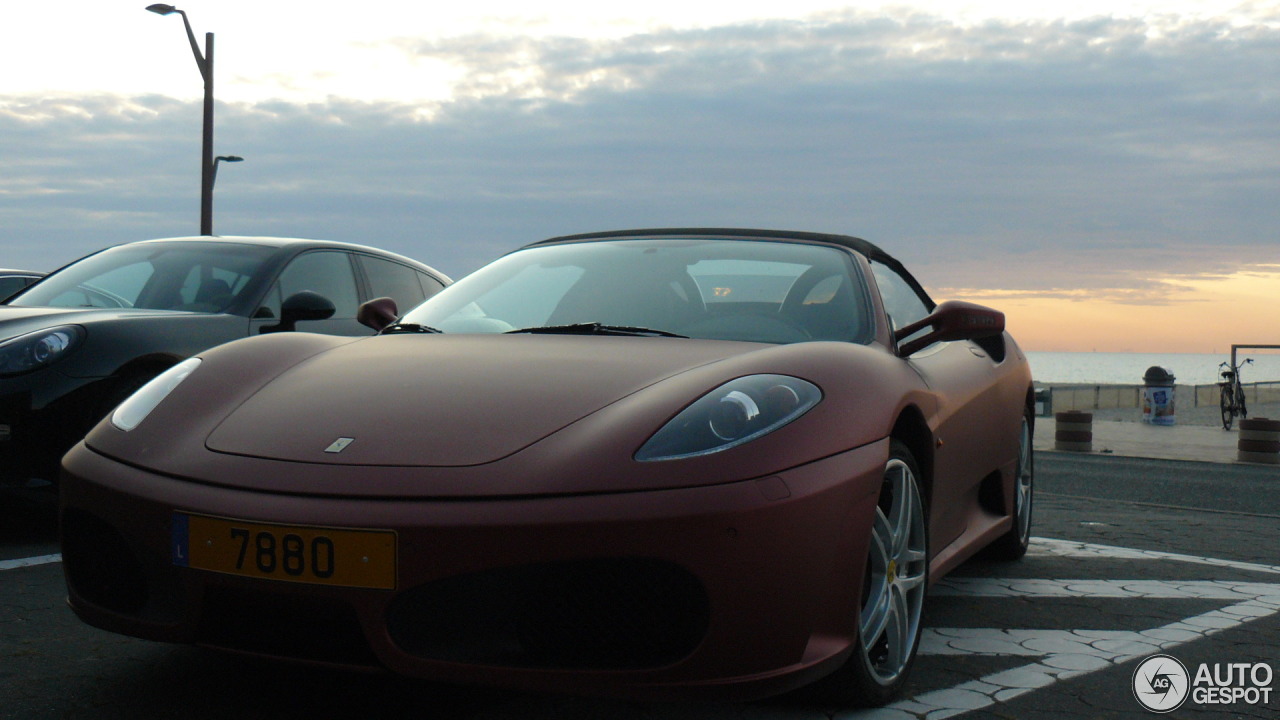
{"left": 61, "top": 229, "right": 1034, "bottom": 705}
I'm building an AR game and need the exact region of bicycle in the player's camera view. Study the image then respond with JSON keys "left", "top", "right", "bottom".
{"left": 1219, "top": 358, "right": 1253, "bottom": 430}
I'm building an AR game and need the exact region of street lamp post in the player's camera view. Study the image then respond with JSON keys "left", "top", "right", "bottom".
{"left": 145, "top": 4, "right": 216, "bottom": 235}
{"left": 212, "top": 155, "right": 244, "bottom": 189}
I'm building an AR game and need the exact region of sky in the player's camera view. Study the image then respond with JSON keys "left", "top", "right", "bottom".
{"left": 2, "top": 0, "right": 1278, "bottom": 353}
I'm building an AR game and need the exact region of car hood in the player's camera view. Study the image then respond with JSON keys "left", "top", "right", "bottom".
{"left": 0, "top": 305, "right": 203, "bottom": 327}
{"left": 0, "top": 305, "right": 81, "bottom": 322}
{"left": 204, "top": 334, "right": 752, "bottom": 467}
{"left": 0, "top": 305, "right": 248, "bottom": 380}
{"left": 0, "top": 305, "right": 113, "bottom": 333}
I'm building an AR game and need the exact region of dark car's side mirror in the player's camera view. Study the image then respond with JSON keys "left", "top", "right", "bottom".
{"left": 261, "top": 291, "right": 336, "bottom": 333}
{"left": 357, "top": 296, "right": 399, "bottom": 332}
{"left": 894, "top": 300, "right": 1005, "bottom": 357}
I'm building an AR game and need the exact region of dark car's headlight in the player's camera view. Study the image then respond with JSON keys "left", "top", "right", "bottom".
{"left": 111, "top": 358, "right": 201, "bottom": 431}
{"left": 635, "top": 374, "right": 822, "bottom": 462}
{"left": 0, "top": 325, "right": 85, "bottom": 377}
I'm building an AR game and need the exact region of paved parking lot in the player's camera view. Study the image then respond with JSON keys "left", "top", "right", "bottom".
{"left": 2, "top": 453, "right": 1276, "bottom": 719}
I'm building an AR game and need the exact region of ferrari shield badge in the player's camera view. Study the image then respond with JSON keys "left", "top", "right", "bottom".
{"left": 324, "top": 437, "right": 355, "bottom": 453}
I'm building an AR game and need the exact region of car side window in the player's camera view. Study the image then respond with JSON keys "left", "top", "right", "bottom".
{"left": 418, "top": 272, "right": 446, "bottom": 300}
{"left": 259, "top": 251, "right": 360, "bottom": 323}
{"left": 871, "top": 261, "right": 932, "bottom": 342}
{"left": 0, "top": 275, "right": 39, "bottom": 300}
{"left": 175, "top": 265, "right": 253, "bottom": 312}
{"left": 359, "top": 256, "right": 441, "bottom": 313}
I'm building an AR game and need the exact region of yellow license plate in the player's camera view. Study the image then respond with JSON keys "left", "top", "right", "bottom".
{"left": 173, "top": 513, "right": 397, "bottom": 589}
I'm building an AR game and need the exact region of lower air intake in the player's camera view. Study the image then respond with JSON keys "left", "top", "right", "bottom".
{"left": 387, "top": 557, "right": 709, "bottom": 670}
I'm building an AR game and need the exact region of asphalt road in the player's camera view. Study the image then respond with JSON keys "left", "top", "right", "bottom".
{"left": 1036, "top": 453, "right": 1280, "bottom": 520}
{"left": 1, "top": 453, "right": 1277, "bottom": 719}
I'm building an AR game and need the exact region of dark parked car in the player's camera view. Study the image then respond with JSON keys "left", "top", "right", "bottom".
{"left": 1, "top": 236, "right": 448, "bottom": 484}
{"left": 0, "top": 269, "right": 44, "bottom": 300}
{"left": 61, "top": 228, "right": 1032, "bottom": 704}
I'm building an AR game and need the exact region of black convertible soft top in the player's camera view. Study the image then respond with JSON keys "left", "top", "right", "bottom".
{"left": 532, "top": 227, "right": 934, "bottom": 308}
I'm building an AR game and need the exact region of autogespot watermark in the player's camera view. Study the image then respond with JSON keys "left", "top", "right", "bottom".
{"left": 1132, "top": 654, "right": 1273, "bottom": 713}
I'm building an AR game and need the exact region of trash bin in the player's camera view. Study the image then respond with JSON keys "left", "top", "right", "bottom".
{"left": 1142, "top": 366, "right": 1176, "bottom": 425}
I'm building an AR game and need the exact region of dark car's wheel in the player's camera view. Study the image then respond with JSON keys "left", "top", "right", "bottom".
{"left": 987, "top": 410, "right": 1034, "bottom": 560}
{"left": 809, "top": 439, "right": 928, "bottom": 706}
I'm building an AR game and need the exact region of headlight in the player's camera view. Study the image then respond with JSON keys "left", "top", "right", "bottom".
{"left": 111, "top": 358, "right": 201, "bottom": 431}
{"left": 635, "top": 374, "right": 822, "bottom": 462}
{"left": 0, "top": 325, "right": 84, "bottom": 376}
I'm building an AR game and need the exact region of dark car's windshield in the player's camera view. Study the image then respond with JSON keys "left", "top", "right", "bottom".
{"left": 8, "top": 242, "right": 276, "bottom": 314}
{"left": 401, "top": 238, "right": 873, "bottom": 344}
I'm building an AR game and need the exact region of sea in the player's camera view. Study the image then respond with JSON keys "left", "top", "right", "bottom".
{"left": 1025, "top": 351, "right": 1280, "bottom": 386}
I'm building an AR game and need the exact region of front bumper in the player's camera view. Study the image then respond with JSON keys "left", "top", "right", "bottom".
{"left": 60, "top": 439, "right": 886, "bottom": 700}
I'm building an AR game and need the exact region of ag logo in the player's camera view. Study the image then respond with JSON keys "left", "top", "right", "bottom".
{"left": 1133, "top": 654, "right": 1190, "bottom": 713}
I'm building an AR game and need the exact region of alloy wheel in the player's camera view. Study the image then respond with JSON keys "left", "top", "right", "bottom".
{"left": 1012, "top": 416, "right": 1034, "bottom": 544}
{"left": 859, "top": 456, "right": 928, "bottom": 685}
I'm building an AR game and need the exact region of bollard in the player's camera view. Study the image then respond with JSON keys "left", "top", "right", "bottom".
{"left": 1238, "top": 417, "right": 1280, "bottom": 465}
{"left": 1054, "top": 410, "right": 1093, "bottom": 452}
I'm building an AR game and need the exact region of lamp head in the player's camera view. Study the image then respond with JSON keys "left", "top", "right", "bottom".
{"left": 145, "top": 4, "right": 178, "bottom": 15}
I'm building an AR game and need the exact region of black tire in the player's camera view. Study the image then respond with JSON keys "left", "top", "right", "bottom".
{"left": 986, "top": 409, "right": 1034, "bottom": 561}
{"left": 1221, "top": 387, "right": 1234, "bottom": 431}
{"left": 806, "top": 439, "right": 928, "bottom": 706}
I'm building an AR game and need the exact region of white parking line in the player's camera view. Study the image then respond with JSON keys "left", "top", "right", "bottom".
{"left": 936, "top": 578, "right": 1280, "bottom": 600}
{"left": 837, "top": 538, "right": 1280, "bottom": 719}
{"left": 0, "top": 553, "right": 62, "bottom": 571}
{"left": 1029, "top": 537, "right": 1280, "bottom": 577}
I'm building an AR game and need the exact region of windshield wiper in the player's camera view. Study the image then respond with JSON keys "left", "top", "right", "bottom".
{"left": 381, "top": 322, "right": 443, "bottom": 335}
{"left": 505, "top": 322, "right": 687, "bottom": 338}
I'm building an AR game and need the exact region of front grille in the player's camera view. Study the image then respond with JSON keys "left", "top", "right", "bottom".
{"left": 198, "top": 587, "right": 380, "bottom": 668}
{"left": 387, "top": 558, "right": 710, "bottom": 670}
{"left": 61, "top": 507, "right": 150, "bottom": 614}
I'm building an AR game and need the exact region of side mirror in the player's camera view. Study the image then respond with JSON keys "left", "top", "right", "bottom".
{"left": 894, "top": 300, "right": 1005, "bottom": 357}
{"left": 357, "top": 296, "right": 399, "bottom": 332}
{"left": 261, "top": 291, "right": 336, "bottom": 333}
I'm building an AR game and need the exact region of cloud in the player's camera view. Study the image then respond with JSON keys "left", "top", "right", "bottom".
{"left": 2, "top": 9, "right": 1277, "bottom": 298}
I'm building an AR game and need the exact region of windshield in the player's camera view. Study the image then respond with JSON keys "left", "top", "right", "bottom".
{"left": 9, "top": 242, "right": 276, "bottom": 314}
{"left": 401, "top": 238, "right": 873, "bottom": 344}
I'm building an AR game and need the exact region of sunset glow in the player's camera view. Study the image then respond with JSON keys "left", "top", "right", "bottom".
{"left": 949, "top": 265, "right": 1280, "bottom": 353}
